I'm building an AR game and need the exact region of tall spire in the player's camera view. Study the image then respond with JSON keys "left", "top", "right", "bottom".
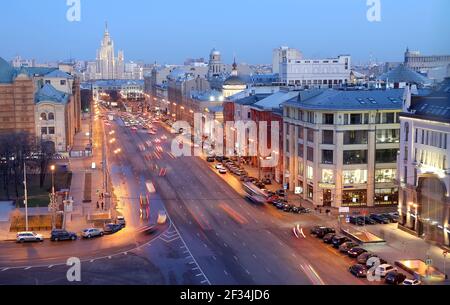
{"left": 105, "top": 21, "right": 109, "bottom": 34}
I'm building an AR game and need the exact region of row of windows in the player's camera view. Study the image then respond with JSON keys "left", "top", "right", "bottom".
{"left": 286, "top": 112, "right": 400, "bottom": 125}
{"left": 41, "top": 127, "right": 55, "bottom": 135}
{"left": 40, "top": 112, "right": 55, "bottom": 121}
{"left": 414, "top": 128, "right": 448, "bottom": 149}
{"left": 296, "top": 147, "right": 398, "bottom": 165}
{"left": 299, "top": 167, "right": 396, "bottom": 185}
{"left": 45, "top": 79, "right": 66, "bottom": 86}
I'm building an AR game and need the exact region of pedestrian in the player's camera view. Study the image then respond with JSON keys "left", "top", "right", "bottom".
{"left": 96, "top": 201, "right": 100, "bottom": 209}
{"left": 101, "top": 201, "right": 104, "bottom": 210}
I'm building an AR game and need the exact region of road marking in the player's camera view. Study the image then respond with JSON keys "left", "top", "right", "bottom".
{"left": 234, "top": 256, "right": 238, "bottom": 261}
{"left": 24, "top": 267, "right": 31, "bottom": 270}
{"left": 201, "top": 280, "right": 209, "bottom": 284}
{"left": 224, "top": 270, "right": 229, "bottom": 276}
{"left": 195, "top": 273, "right": 203, "bottom": 277}
{"left": 192, "top": 267, "right": 200, "bottom": 271}
{"left": 1, "top": 268, "right": 9, "bottom": 272}
{"left": 48, "top": 265, "right": 54, "bottom": 269}
{"left": 245, "top": 269, "right": 251, "bottom": 275}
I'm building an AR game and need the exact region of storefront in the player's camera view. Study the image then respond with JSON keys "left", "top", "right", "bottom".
{"left": 342, "top": 189, "right": 368, "bottom": 207}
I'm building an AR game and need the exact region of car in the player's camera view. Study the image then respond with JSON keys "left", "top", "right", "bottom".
{"left": 347, "top": 247, "right": 367, "bottom": 258}
{"left": 215, "top": 156, "right": 224, "bottom": 162}
{"left": 349, "top": 216, "right": 365, "bottom": 226}
{"left": 275, "top": 202, "right": 285, "bottom": 210}
{"left": 357, "top": 252, "right": 376, "bottom": 264}
{"left": 219, "top": 168, "right": 227, "bottom": 174}
{"left": 215, "top": 163, "right": 224, "bottom": 169}
{"left": 332, "top": 236, "right": 352, "bottom": 248}
{"left": 291, "top": 207, "right": 302, "bottom": 214}
{"left": 374, "top": 264, "right": 397, "bottom": 277}
{"left": 366, "top": 256, "right": 387, "bottom": 268}
{"left": 282, "top": 204, "right": 293, "bottom": 212}
{"left": 361, "top": 216, "right": 376, "bottom": 225}
{"left": 385, "top": 271, "right": 407, "bottom": 285}
{"left": 315, "top": 227, "right": 336, "bottom": 238}
{"left": 323, "top": 233, "right": 336, "bottom": 244}
{"left": 381, "top": 213, "right": 398, "bottom": 223}
{"left": 370, "top": 214, "right": 390, "bottom": 224}
{"left": 276, "top": 190, "right": 286, "bottom": 197}
{"left": 157, "top": 210, "right": 168, "bottom": 224}
{"left": 310, "top": 226, "right": 326, "bottom": 235}
{"left": 240, "top": 175, "right": 248, "bottom": 181}
{"left": 50, "top": 230, "right": 77, "bottom": 241}
{"left": 299, "top": 207, "right": 311, "bottom": 214}
{"left": 206, "top": 157, "right": 215, "bottom": 162}
{"left": 339, "top": 242, "right": 359, "bottom": 253}
{"left": 104, "top": 223, "right": 123, "bottom": 235}
{"left": 402, "top": 279, "right": 421, "bottom": 286}
{"left": 16, "top": 232, "right": 44, "bottom": 243}
{"left": 349, "top": 264, "right": 368, "bottom": 278}
{"left": 263, "top": 178, "right": 272, "bottom": 185}
{"left": 82, "top": 228, "right": 104, "bottom": 239}
{"left": 116, "top": 216, "right": 126, "bottom": 228}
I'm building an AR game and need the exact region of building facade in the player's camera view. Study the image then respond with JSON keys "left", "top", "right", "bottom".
{"left": 404, "top": 48, "right": 450, "bottom": 74}
{"left": 283, "top": 89, "right": 404, "bottom": 209}
{"left": 398, "top": 79, "right": 450, "bottom": 247}
{"left": 272, "top": 46, "right": 303, "bottom": 74}
{"left": 280, "top": 55, "right": 351, "bottom": 88}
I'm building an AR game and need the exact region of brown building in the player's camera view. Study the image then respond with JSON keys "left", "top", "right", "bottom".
{"left": 0, "top": 58, "right": 36, "bottom": 137}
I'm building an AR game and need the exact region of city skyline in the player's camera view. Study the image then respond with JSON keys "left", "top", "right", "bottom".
{"left": 0, "top": 0, "right": 450, "bottom": 64}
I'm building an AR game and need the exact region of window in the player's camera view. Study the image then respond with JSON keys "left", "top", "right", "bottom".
{"left": 40, "top": 113, "right": 47, "bottom": 121}
{"left": 343, "top": 170, "right": 368, "bottom": 185}
{"left": 344, "top": 130, "right": 368, "bottom": 145}
{"left": 307, "top": 112, "right": 314, "bottom": 124}
{"left": 298, "top": 126, "right": 304, "bottom": 140}
{"left": 41, "top": 127, "right": 47, "bottom": 135}
{"left": 322, "top": 169, "right": 334, "bottom": 184}
{"left": 342, "top": 190, "right": 367, "bottom": 207}
{"left": 48, "top": 112, "right": 55, "bottom": 120}
{"left": 404, "top": 122, "right": 409, "bottom": 141}
{"left": 322, "top": 130, "right": 334, "bottom": 144}
{"left": 48, "top": 127, "right": 55, "bottom": 135}
{"left": 374, "top": 188, "right": 398, "bottom": 206}
{"left": 375, "top": 169, "right": 396, "bottom": 183}
{"left": 307, "top": 129, "right": 314, "bottom": 142}
{"left": 60, "top": 80, "right": 66, "bottom": 86}
{"left": 376, "top": 149, "right": 398, "bottom": 163}
{"left": 298, "top": 162, "right": 304, "bottom": 176}
{"left": 404, "top": 146, "right": 408, "bottom": 161}
{"left": 307, "top": 185, "right": 314, "bottom": 200}
{"left": 323, "top": 113, "right": 334, "bottom": 125}
{"left": 307, "top": 166, "right": 314, "bottom": 180}
{"left": 307, "top": 147, "right": 314, "bottom": 162}
{"left": 349, "top": 114, "right": 362, "bottom": 125}
{"left": 296, "top": 143, "right": 303, "bottom": 158}
{"left": 322, "top": 150, "right": 333, "bottom": 164}
{"left": 286, "top": 139, "right": 290, "bottom": 153}
{"left": 45, "top": 80, "right": 51, "bottom": 85}
{"left": 376, "top": 129, "right": 400, "bottom": 143}
{"left": 376, "top": 112, "right": 397, "bottom": 124}
{"left": 343, "top": 150, "right": 368, "bottom": 165}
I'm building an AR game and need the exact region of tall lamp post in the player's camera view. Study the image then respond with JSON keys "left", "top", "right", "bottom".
{"left": 49, "top": 165, "right": 58, "bottom": 230}
{"left": 23, "top": 162, "right": 29, "bottom": 231}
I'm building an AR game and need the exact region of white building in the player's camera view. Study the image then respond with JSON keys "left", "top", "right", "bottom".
{"left": 283, "top": 89, "right": 404, "bottom": 209}
{"left": 272, "top": 46, "right": 303, "bottom": 74}
{"left": 280, "top": 55, "right": 351, "bottom": 87}
{"left": 398, "top": 79, "right": 450, "bottom": 247}
{"left": 95, "top": 23, "right": 125, "bottom": 80}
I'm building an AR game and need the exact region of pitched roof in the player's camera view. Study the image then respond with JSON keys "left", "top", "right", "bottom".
{"left": 377, "top": 64, "right": 431, "bottom": 85}
{"left": 35, "top": 84, "right": 70, "bottom": 104}
{"left": 403, "top": 77, "right": 450, "bottom": 123}
{"left": 283, "top": 89, "right": 405, "bottom": 111}
{"left": 0, "top": 57, "right": 16, "bottom": 83}
{"left": 253, "top": 90, "right": 300, "bottom": 110}
{"left": 45, "top": 69, "right": 74, "bottom": 79}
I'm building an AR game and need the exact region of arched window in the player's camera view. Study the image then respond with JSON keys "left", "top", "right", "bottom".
{"left": 48, "top": 112, "right": 55, "bottom": 120}
{"left": 40, "top": 113, "right": 47, "bottom": 121}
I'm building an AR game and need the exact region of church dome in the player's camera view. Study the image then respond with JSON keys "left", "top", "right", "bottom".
{"left": 211, "top": 49, "right": 221, "bottom": 56}
{"left": 223, "top": 75, "right": 245, "bottom": 86}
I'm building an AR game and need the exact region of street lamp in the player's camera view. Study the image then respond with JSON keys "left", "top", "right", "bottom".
{"left": 49, "top": 165, "right": 57, "bottom": 230}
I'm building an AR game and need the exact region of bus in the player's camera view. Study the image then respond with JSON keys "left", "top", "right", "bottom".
{"left": 243, "top": 182, "right": 268, "bottom": 205}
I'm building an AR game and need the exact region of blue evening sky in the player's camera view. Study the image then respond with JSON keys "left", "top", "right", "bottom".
{"left": 0, "top": 0, "right": 449, "bottom": 64}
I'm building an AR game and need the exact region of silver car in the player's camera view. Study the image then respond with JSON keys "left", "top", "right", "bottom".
{"left": 16, "top": 232, "right": 44, "bottom": 243}
{"left": 82, "top": 228, "right": 104, "bottom": 239}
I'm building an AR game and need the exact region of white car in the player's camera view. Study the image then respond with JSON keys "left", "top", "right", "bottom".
{"left": 374, "top": 264, "right": 397, "bottom": 277}
{"left": 16, "top": 232, "right": 44, "bottom": 243}
{"left": 219, "top": 168, "right": 227, "bottom": 174}
{"left": 215, "top": 163, "right": 224, "bottom": 169}
{"left": 82, "top": 228, "right": 104, "bottom": 239}
{"left": 402, "top": 279, "right": 421, "bottom": 286}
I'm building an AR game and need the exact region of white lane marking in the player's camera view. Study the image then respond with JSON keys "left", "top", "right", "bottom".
{"left": 48, "top": 265, "right": 54, "bottom": 269}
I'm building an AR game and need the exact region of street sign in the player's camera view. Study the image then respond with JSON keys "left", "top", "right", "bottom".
{"left": 339, "top": 207, "right": 350, "bottom": 213}
{"left": 425, "top": 258, "right": 433, "bottom": 266}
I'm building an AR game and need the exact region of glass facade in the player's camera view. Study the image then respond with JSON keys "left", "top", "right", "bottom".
{"left": 342, "top": 190, "right": 367, "bottom": 207}
{"left": 375, "top": 169, "right": 397, "bottom": 183}
{"left": 322, "top": 130, "right": 334, "bottom": 144}
{"left": 376, "top": 129, "right": 400, "bottom": 143}
{"left": 343, "top": 169, "right": 368, "bottom": 185}
{"left": 344, "top": 130, "right": 368, "bottom": 145}
{"left": 343, "top": 150, "right": 368, "bottom": 165}
{"left": 322, "top": 169, "right": 334, "bottom": 184}
{"left": 374, "top": 188, "right": 399, "bottom": 206}
{"left": 376, "top": 149, "right": 398, "bottom": 163}
{"left": 322, "top": 150, "right": 334, "bottom": 164}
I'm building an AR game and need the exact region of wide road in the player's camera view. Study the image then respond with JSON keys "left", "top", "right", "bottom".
{"left": 117, "top": 111, "right": 370, "bottom": 285}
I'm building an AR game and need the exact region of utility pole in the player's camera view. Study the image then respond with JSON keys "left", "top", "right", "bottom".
{"left": 23, "top": 162, "right": 29, "bottom": 232}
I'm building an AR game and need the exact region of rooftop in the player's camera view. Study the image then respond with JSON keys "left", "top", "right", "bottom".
{"left": 377, "top": 64, "right": 432, "bottom": 85}
{"left": 35, "top": 83, "right": 70, "bottom": 104}
{"left": 283, "top": 88, "right": 405, "bottom": 111}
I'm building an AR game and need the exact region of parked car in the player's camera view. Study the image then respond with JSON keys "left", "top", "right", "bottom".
{"left": 332, "top": 236, "right": 352, "bottom": 248}
{"left": 357, "top": 252, "right": 376, "bottom": 265}
{"left": 104, "top": 223, "right": 122, "bottom": 235}
{"left": 275, "top": 202, "right": 285, "bottom": 210}
{"left": 82, "top": 228, "right": 104, "bottom": 239}
{"left": 347, "top": 247, "right": 367, "bottom": 258}
{"left": 276, "top": 190, "right": 286, "bottom": 197}
{"left": 370, "top": 214, "right": 390, "bottom": 224}
{"left": 367, "top": 256, "right": 387, "bottom": 268}
{"left": 291, "top": 207, "right": 302, "bottom": 214}
{"left": 310, "top": 226, "right": 327, "bottom": 235}
{"left": 206, "top": 156, "right": 215, "bottom": 162}
{"left": 50, "top": 230, "right": 77, "bottom": 242}
{"left": 385, "top": 271, "right": 407, "bottom": 285}
{"left": 283, "top": 204, "right": 293, "bottom": 212}
{"left": 349, "top": 216, "right": 365, "bottom": 226}
{"left": 16, "top": 232, "right": 44, "bottom": 243}
{"left": 349, "top": 264, "right": 368, "bottom": 278}
{"left": 219, "top": 168, "right": 227, "bottom": 174}
{"left": 402, "top": 279, "right": 421, "bottom": 286}
{"left": 361, "top": 216, "right": 376, "bottom": 225}
{"left": 215, "top": 163, "right": 224, "bottom": 169}
{"left": 316, "top": 227, "right": 336, "bottom": 238}
{"left": 323, "top": 233, "right": 336, "bottom": 244}
{"left": 374, "top": 264, "right": 397, "bottom": 277}
{"left": 339, "top": 242, "right": 359, "bottom": 253}
{"left": 381, "top": 213, "right": 399, "bottom": 223}
{"left": 116, "top": 216, "right": 126, "bottom": 228}
{"left": 299, "top": 207, "right": 311, "bottom": 214}
{"left": 263, "top": 178, "right": 272, "bottom": 185}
